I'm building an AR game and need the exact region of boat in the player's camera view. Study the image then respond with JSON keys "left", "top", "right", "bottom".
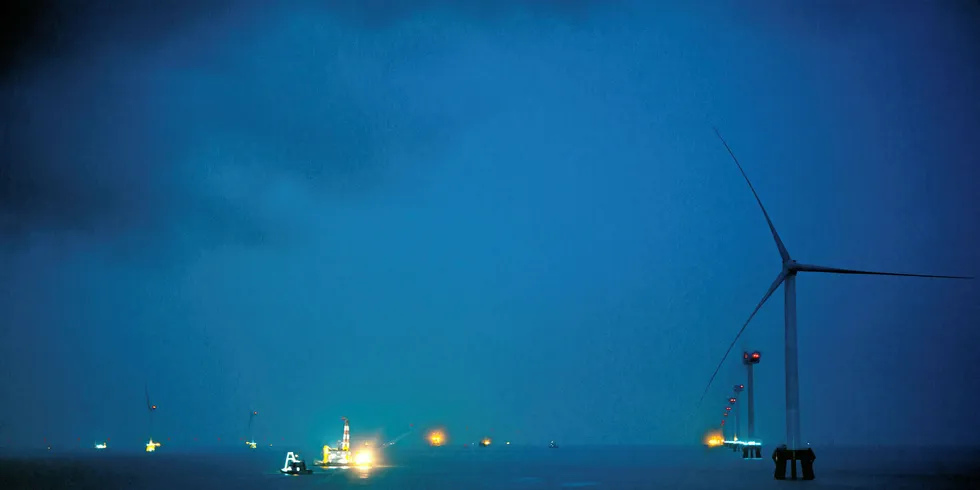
{"left": 549, "top": 441, "right": 559, "bottom": 449}
{"left": 280, "top": 452, "right": 313, "bottom": 475}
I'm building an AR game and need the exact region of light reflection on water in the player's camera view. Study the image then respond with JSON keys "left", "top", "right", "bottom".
{"left": 314, "top": 462, "right": 392, "bottom": 481}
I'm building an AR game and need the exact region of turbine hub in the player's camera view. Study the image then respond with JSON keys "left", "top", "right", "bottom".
{"left": 783, "top": 259, "right": 800, "bottom": 272}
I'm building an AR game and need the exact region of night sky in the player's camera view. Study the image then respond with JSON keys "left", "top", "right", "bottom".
{"left": 1, "top": 0, "right": 978, "bottom": 450}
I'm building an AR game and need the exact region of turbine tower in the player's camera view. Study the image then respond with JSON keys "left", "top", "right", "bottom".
{"left": 144, "top": 385, "right": 160, "bottom": 452}
{"left": 743, "top": 351, "right": 763, "bottom": 459}
{"left": 726, "top": 397, "right": 737, "bottom": 440}
{"left": 732, "top": 384, "right": 744, "bottom": 442}
{"left": 702, "top": 128, "right": 973, "bottom": 480}
{"left": 246, "top": 411, "right": 258, "bottom": 448}
{"left": 723, "top": 405, "right": 731, "bottom": 440}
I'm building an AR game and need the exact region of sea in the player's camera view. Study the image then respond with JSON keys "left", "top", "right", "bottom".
{"left": 2, "top": 445, "right": 978, "bottom": 490}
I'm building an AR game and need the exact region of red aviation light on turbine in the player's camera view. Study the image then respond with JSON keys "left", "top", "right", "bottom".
{"left": 729, "top": 397, "right": 737, "bottom": 403}
{"left": 725, "top": 407, "right": 731, "bottom": 411}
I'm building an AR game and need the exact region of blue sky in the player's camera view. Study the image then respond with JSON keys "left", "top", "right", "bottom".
{"left": 1, "top": 0, "right": 978, "bottom": 449}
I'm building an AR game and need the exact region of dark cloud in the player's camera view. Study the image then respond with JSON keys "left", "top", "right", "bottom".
{"left": 314, "top": 0, "right": 607, "bottom": 29}
{"left": 1, "top": 0, "right": 260, "bottom": 246}
{"left": 0, "top": 0, "right": 610, "bottom": 254}
{"left": 727, "top": 0, "right": 980, "bottom": 43}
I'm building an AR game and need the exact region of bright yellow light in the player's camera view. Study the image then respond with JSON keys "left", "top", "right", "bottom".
{"left": 145, "top": 439, "right": 161, "bottom": 452}
{"left": 482, "top": 438, "right": 492, "bottom": 446}
{"left": 704, "top": 431, "right": 724, "bottom": 447}
{"left": 428, "top": 430, "right": 445, "bottom": 446}
{"left": 354, "top": 449, "right": 374, "bottom": 466}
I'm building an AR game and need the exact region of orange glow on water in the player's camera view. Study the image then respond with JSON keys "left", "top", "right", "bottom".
{"left": 428, "top": 430, "right": 445, "bottom": 446}
{"left": 704, "top": 431, "right": 724, "bottom": 447}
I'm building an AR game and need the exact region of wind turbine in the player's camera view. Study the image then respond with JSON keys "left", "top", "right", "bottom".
{"left": 701, "top": 127, "right": 973, "bottom": 461}
{"left": 731, "top": 384, "right": 744, "bottom": 443}
{"left": 246, "top": 411, "right": 258, "bottom": 448}
{"left": 742, "top": 350, "right": 763, "bottom": 459}
{"left": 145, "top": 384, "right": 160, "bottom": 452}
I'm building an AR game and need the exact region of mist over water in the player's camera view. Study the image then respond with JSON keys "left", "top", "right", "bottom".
{"left": 2, "top": 446, "right": 978, "bottom": 490}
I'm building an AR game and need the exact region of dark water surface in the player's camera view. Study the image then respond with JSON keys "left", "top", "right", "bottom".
{"left": 1, "top": 445, "right": 977, "bottom": 489}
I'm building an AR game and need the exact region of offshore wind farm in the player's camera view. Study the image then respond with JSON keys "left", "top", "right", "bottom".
{"left": 3, "top": 0, "right": 980, "bottom": 489}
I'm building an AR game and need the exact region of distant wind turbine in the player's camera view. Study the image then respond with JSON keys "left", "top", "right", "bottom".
{"left": 145, "top": 384, "right": 157, "bottom": 435}
{"left": 383, "top": 424, "right": 417, "bottom": 448}
{"left": 700, "top": 127, "right": 973, "bottom": 452}
{"left": 247, "top": 410, "right": 258, "bottom": 448}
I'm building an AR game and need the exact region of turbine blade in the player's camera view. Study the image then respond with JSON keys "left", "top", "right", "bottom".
{"left": 697, "top": 271, "right": 786, "bottom": 407}
{"left": 795, "top": 263, "right": 973, "bottom": 280}
{"left": 713, "top": 127, "right": 791, "bottom": 262}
